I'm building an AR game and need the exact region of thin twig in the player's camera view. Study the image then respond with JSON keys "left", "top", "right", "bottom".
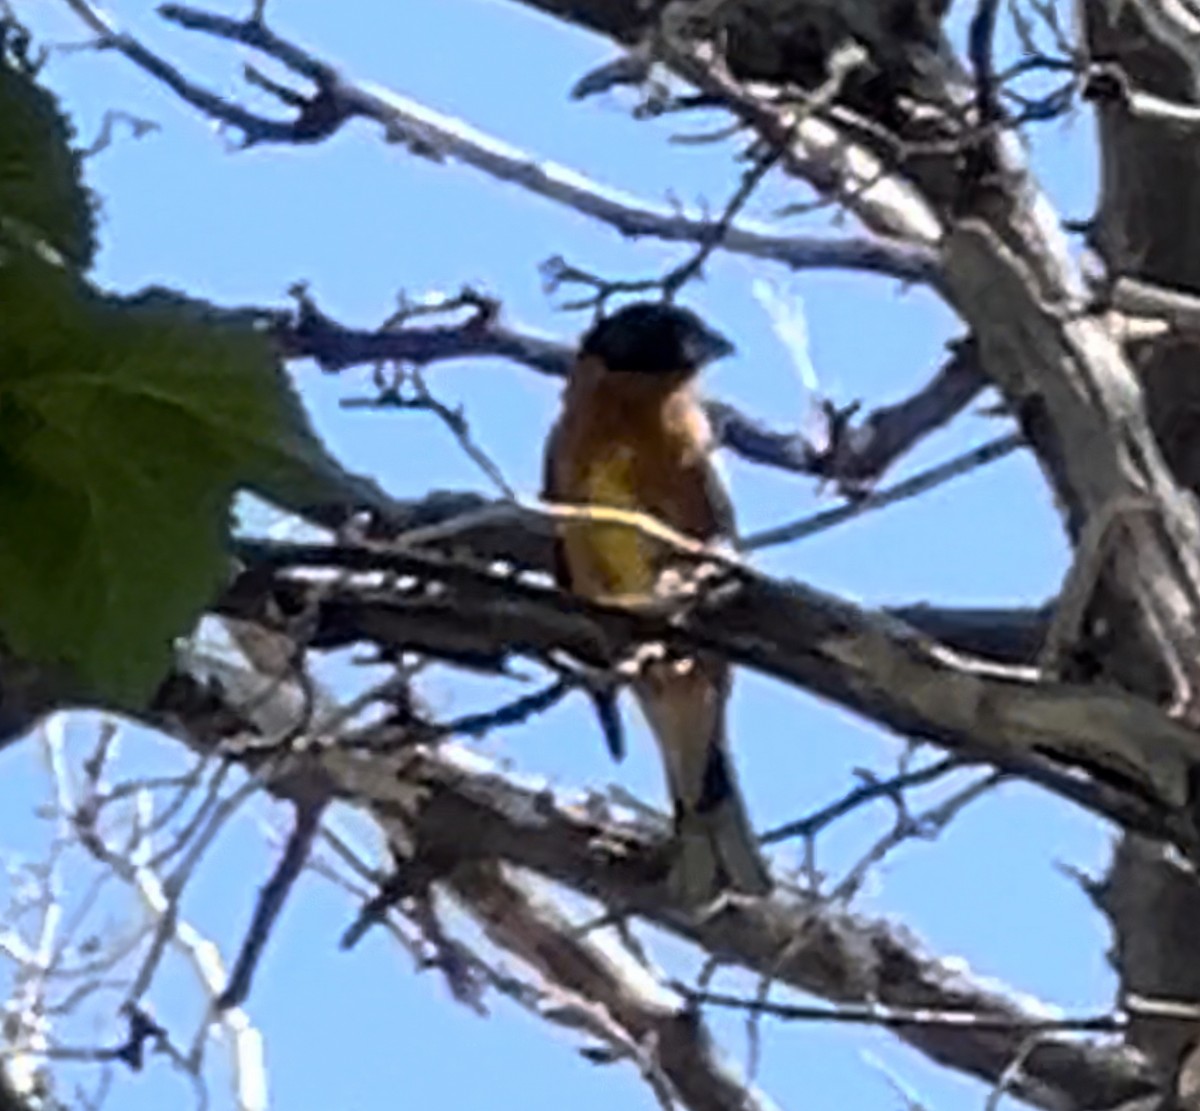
{"left": 216, "top": 797, "right": 326, "bottom": 1011}
{"left": 829, "top": 771, "right": 1005, "bottom": 902}
{"left": 759, "top": 757, "right": 965, "bottom": 845}
{"left": 741, "top": 433, "right": 1022, "bottom": 551}
{"left": 684, "top": 989, "right": 1124, "bottom": 1034}
{"left": 59, "top": 0, "right": 936, "bottom": 285}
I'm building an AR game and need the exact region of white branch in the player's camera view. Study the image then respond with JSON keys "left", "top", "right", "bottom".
{"left": 59, "top": 721, "right": 269, "bottom": 1111}
{"left": 60, "top": 0, "right": 939, "bottom": 287}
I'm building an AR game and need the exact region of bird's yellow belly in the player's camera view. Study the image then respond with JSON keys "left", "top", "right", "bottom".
{"left": 564, "top": 448, "right": 659, "bottom": 599}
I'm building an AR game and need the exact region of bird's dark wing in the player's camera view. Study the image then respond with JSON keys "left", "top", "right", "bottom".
{"left": 697, "top": 451, "right": 736, "bottom": 545}
{"left": 542, "top": 414, "right": 626, "bottom": 761}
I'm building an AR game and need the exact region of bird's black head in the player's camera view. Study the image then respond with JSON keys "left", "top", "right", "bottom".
{"left": 580, "top": 302, "right": 736, "bottom": 376}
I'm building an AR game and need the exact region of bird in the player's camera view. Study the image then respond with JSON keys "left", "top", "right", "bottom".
{"left": 542, "top": 300, "right": 773, "bottom": 906}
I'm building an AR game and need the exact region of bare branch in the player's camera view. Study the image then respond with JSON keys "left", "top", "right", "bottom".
{"left": 150, "top": 661, "right": 1157, "bottom": 1111}
{"left": 829, "top": 769, "right": 1004, "bottom": 902}
{"left": 77, "top": 108, "right": 159, "bottom": 158}
{"left": 59, "top": 0, "right": 937, "bottom": 288}
{"left": 451, "top": 862, "right": 779, "bottom": 1111}
{"left": 759, "top": 756, "right": 965, "bottom": 846}
{"left": 685, "top": 988, "right": 1124, "bottom": 1036}
{"left": 28, "top": 7, "right": 1200, "bottom": 1110}
{"left": 92, "top": 593, "right": 1159, "bottom": 1110}
{"left": 794, "top": 336, "right": 991, "bottom": 493}
{"left": 219, "top": 530, "right": 1200, "bottom": 853}
{"left": 944, "top": 220, "right": 1200, "bottom": 716}
{"left": 280, "top": 288, "right": 992, "bottom": 494}
{"left": 1083, "top": 64, "right": 1200, "bottom": 132}
{"left": 504, "top": 0, "right": 1200, "bottom": 731}
{"left": 650, "top": 21, "right": 944, "bottom": 244}
{"left": 216, "top": 796, "right": 325, "bottom": 1012}
{"left": 968, "top": 0, "right": 1006, "bottom": 127}
{"left": 740, "top": 432, "right": 1020, "bottom": 552}
{"left": 62, "top": 725, "right": 268, "bottom": 1110}
{"left": 1109, "top": 276, "right": 1200, "bottom": 339}
{"left": 341, "top": 360, "right": 517, "bottom": 500}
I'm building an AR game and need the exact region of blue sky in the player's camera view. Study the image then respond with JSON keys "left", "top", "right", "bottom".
{"left": 1, "top": 2, "right": 1121, "bottom": 1109}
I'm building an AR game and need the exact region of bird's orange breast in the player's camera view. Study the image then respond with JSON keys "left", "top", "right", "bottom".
{"left": 547, "top": 362, "right": 723, "bottom": 600}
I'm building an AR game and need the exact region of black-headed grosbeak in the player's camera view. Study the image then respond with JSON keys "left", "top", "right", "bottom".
{"left": 542, "top": 301, "right": 772, "bottom": 905}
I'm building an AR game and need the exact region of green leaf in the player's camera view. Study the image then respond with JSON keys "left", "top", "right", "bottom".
{"left": 113, "top": 288, "right": 372, "bottom": 519}
{"left": 0, "top": 26, "right": 355, "bottom": 710}
{"left": 0, "top": 254, "right": 344, "bottom": 708}
{"left": 0, "top": 27, "right": 97, "bottom": 270}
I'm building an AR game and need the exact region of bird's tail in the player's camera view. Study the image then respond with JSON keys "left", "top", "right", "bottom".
{"left": 635, "top": 666, "right": 772, "bottom": 906}
{"left": 669, "top": 747, "right": 773, "bottom": 905}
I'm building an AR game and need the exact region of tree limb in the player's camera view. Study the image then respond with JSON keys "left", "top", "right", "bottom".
{"left": 147, "top": 656, "right": 1160, "bottom": 1111}
{"left": 497, "top": 0, "right": 1200, "bottom": 724}
{"left": 279, "top": 288, "right": 991, "bottom": 491}
{"left": 62, "top": 0, "right": 937, "bottom": 288}
{"left": 219, "top": 529, "right": 1200, "bottom": 852}
{"left": 450, "top": 861, "right": 779, "bottom": 1111}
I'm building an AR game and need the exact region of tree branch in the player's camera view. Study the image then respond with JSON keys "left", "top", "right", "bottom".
{"left": 501, "top": 0, "right": 1200, "bottom": 724}
{"left": 62, "top": 0, "right": 937, "bottom": 288}
{"left": 450, "top": 862, "right": 778, "bottom": 1111}
{"left": 218, "top": 529, "right": 1200, "bottom": 853}
{"left": 147, "top": 657, "right": 1159, "bottom": 1111}
{"left": 279, "top": 288, "right": 992, "bottom": 492}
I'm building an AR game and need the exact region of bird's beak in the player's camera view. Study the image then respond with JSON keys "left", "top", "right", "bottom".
{"left": 686, "top": 322, "right": 737, "bottom": 367}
